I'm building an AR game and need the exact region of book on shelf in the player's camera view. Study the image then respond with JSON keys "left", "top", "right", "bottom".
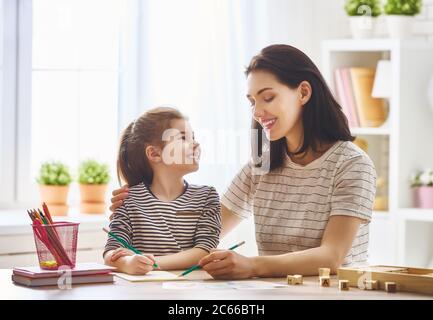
{"left": 334, "top": 67, "right": 387, "bottom": 128}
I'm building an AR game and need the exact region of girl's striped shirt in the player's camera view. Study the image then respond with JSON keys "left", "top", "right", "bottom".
{"left": 104, "top": 182, "right": 221, "bottom": 257}
{"left": 221, "top": 141, "right": 377, "bottom": 267}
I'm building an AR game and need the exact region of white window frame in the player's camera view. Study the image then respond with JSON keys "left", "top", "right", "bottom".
{"left": 0, "top": 0, "right": 18, "bottom": 206}
{"left": 15, "top": 0, "right": 32, "bottom": 205}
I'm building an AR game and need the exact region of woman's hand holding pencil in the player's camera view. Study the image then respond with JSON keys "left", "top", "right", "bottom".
{"left": 178, "top": 241, "right": 246, "bottom": 278}
{"left": 197, "top": 241, "right": 256, "bottom": 280}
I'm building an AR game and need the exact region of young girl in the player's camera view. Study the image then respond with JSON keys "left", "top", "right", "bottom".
{"left": 103, "top": 107, "right": 221, "bottom": 275}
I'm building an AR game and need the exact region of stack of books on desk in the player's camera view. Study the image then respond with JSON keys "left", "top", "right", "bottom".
{"left": 12, "top": 263, "right": 116, "bottom": 287}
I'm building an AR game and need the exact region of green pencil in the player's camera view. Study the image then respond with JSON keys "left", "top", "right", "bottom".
{"left": 102, "top": 227, "right": 159, "bottom": 268}
{"left": 178, "top": 241, "right": 246, "bottom": 278}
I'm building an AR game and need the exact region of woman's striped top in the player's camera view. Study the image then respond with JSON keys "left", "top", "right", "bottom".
{"left": 104, "top": 181, "right": 221, "bottom": 257}
{"left": 221, "top": 141, "right": 377, "bottom": 267}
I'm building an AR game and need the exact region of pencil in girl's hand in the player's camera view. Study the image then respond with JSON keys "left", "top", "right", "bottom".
{"left": 102, "top": 227, "right": 159, "bottom": 269}
{"left": 178, "top": 241, "right": 246, "bottom": 278}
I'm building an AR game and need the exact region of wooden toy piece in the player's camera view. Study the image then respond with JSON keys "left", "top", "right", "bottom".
{"left": 364, "top": 280, "right": 379, "bottom": 290}
{"left": 385, "top": 282, "right": 397, "bottom": 293}
{"left": 319, "top": 276, "right": 330, "bottom": 287}
{"left": 338, "top": 265, "right": 433, "bottom": 295}
{"left": 338, "top": 279, "right": 349, "bottom": 291}
{"left": 319, "top": 268, "right": 331, "bottom": 277}
{"left": 287, "top": 274, "right": 303, "bottom": 285}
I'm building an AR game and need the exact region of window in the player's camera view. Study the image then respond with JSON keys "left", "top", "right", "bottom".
{"left": 0, "top": 0, "right": 4, "bottom": 182}
{"left": 0, "top": 0, "right": 17, "bottom": 204}
{"left": 17, "top": 0, "right": 122, "bottom": 203}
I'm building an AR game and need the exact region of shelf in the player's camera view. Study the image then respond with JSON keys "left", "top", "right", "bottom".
{"left": 351, "top": 126, "right": 391, "bottom": 136}
{"left": 398, "top": 208, "right": 433, "bottom": 223}
{"left": 322, "top": 38, "right": 433, "bottom": 52}
{"left": 322, "top": 38, "right": 399, "bottom": 52}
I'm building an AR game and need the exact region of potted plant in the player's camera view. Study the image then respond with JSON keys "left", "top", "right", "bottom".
{"left": 384, "top": 0, "right": 422, "bottom": 38}
{"left": 345, "top": 0, "right": 382, "bottom": 38}
{"left": 37, "top": 161, "right": 73, "bottom": 216}
{"left": 411, "top": 168, "right": 433, "bottom": 208}
{"left": 78, "top": 159, "right": 111, "bottom": 214}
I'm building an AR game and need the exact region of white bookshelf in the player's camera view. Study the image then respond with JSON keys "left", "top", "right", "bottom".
{"left": 322, "top": 39, "right": 433, "bottom": 268}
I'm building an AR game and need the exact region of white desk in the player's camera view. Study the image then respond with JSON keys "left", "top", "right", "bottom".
{"left": 1, "top": 270, "right": 432, "bottom": 300}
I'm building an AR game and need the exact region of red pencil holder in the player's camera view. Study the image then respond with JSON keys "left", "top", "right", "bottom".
{"left": 32, "top": 222, "right": 79, "bottom": 270}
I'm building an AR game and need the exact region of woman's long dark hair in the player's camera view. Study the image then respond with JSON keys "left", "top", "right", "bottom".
{"left": 246, "top": 44, "right": 354, "bottom": 171}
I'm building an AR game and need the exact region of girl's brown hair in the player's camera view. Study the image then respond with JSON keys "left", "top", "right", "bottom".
{"left": 117, "top": 106, "right": 185, "bottom": 187}
{"left": 246, "top": 44, "right": 354, "bottom": 171}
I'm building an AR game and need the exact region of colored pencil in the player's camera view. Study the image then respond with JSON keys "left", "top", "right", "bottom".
{"left": 178, "top": 241, "right": 246, "bottom": 278}
{"left": 102, "top": 227, "right": 159, "bottom": 268}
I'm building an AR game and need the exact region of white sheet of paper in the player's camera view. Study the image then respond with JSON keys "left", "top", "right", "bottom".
{"left": 114, "top": 271, "right": 185, "bottom": 282}
{"left": 162, "top": 280, "right": 288, "bottom": 290}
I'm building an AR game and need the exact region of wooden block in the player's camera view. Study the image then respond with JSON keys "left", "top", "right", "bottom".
{"left": 338, "top": 265, "right": 433, "bottom": 295}
{"left": 319, "top": 276, "right": 330, "bottom": 287}
{"left": 319, "top": 268, "right": 331, "bottom": 277}
{"left": 287, "top": 274, "right": 303, "bottom": 285}
{"left": 385, "top": 282, "right": 397, "bottom": 293}
{"left": 338, "top": 279, "right": 349, "bottom": 291}
{"left": 364, "top": 280, "right": 379, "bottom": 290}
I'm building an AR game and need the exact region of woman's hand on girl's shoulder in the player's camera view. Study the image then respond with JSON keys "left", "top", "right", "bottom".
{"left": 109, "top": 184, "right": 129, "bottom": 220}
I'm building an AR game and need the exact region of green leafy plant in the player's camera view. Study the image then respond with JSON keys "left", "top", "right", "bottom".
{"left": 384, "top": 0, "right": 422, "bottom": 15}
{"left": 345, "top": 0, "right": 382, "bottom": 17}
{"left": 78, "top": 159, "right": 110, "bottom": 185}
{"left": 36, "top": 161, "right": 73, "bottom": 186}
{"left": 411, "top": 168, "right": 433, "bottom": 187}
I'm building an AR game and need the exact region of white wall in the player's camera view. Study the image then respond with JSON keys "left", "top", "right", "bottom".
{"left": 255, "top": 0, "right": 433, "bottom": 68}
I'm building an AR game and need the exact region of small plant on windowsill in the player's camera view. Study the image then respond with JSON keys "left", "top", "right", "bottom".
{"left": 36, "top": 161, "right": 73, "bottom": 216}
{"left": 78, "top": 159, "right": 111, "bottom": 214}
{"left": 411, "top": 168, "right": 433, "bottom": 209}
{"left": 344, "top": 0, "right": 382, "bottom": 39}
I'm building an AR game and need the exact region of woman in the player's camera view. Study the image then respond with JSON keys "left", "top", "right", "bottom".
{"left": 109, "top": 44, "right": 376, "bottom": 280}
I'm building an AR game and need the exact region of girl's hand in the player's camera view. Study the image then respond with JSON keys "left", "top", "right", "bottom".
{"left": 110, "top": 248, "right": 158, "bottom": 267}
{"left": 109, "top": 185, "right": 129, "bottom": 219}
{"left": 198, "top": 250, "right": 255, "bottom": 280}
{"left": 123, "top": 254, "right": 155, "bottom": 275}
{"left": 110, "top": 248, "right": 156, "bottom": 262}
{"left": 110, "top": 248, "right": 135, "bottom": 262}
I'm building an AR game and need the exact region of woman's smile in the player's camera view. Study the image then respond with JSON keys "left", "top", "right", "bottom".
{"left": 261, "top": 117, "right": 277, "bottom": 131}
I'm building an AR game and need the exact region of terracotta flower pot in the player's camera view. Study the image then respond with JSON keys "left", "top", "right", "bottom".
{"left": 79, "top": 184, "right": 108, "bottom": 214}
{"left": 44, "top": 204, "right": 69, "bottom": 216}
{"left": 414, "top": 186, "right": 433, "bottom": 209}
{"left": 39, "top": 185, "right": 70, "bottom": 216}
{"left": 80, "top": 202, "right": 106, "bottom": 214}
{"left": 79, "top": 184, "right": 108, "bottom": 203}
{"left": 39, "top": 184, "right": 69, "bottom": 204}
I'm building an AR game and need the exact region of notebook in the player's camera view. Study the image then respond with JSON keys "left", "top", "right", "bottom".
{"left": 13, "top": 263, "right": 116, "bottom": 279}
{"left": 12, "top": 273, "right": 115, "bottom": 287}
{"left": 114, "top": 270, "right": 185, "bottom": 282}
